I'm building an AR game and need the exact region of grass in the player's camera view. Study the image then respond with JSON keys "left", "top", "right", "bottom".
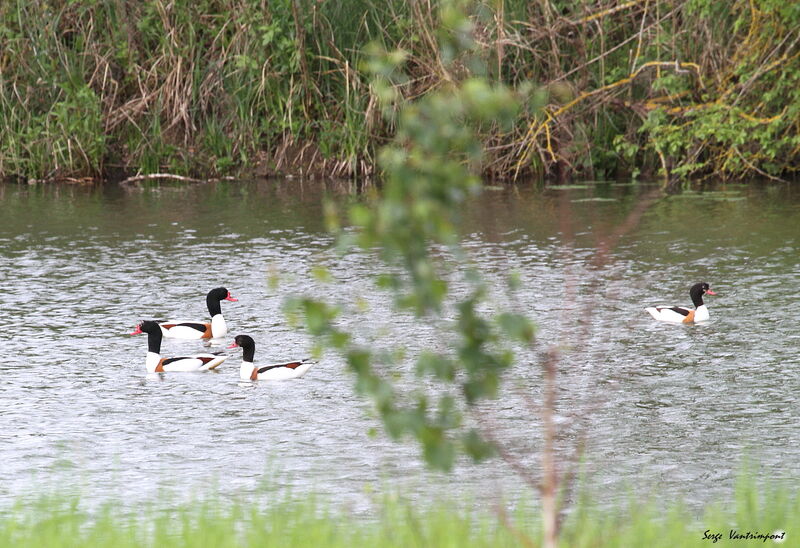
{"left": 0, "top": 475, "right": 797, "bottom": 548}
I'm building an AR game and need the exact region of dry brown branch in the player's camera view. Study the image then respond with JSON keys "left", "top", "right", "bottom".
{"left": 631, "top": 0, "right": 651, "bottom": 71}
{"left": 732, "top": 147, "right": 791, "bottom": 183}
{"left": 732, "top": 32, "right": 800, "bottom": 106}
{"left": 514, "top": 61, "right": 704, "bottom": 179}
{"left": 540, "top": 347, "right": 559, "bottom": 548}
{"left": 118, "top": 173, "right": 206, "bottom": 184}
{"left": 573, "top": 0, "right": 649, "bottom": 25}
{"left": 477, "top": 185, "right": 661, "bottom": 546}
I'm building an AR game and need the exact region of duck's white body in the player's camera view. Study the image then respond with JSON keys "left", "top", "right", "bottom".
{"left": 645, "top": 282, "right": 716, "bottom": 324}
{"left": 134, "top": 321, "right": 227, "bottom": 372}
{"left": 239, "top": 359, "right": 315, "bottom": 381}
{"left": 160, "top": 288, "right": 236, "bottom": 339}
{"left": 146, "top": 351, "right": 227, "bottom": 373}
{"left": 159, "top": 315, "right": 227, "bottom": 339}
{"left": 645, "top": 304, "right": 709, "bottom": 323}
{"left": 229, "top": 334, "right": 315, "bottom": 381}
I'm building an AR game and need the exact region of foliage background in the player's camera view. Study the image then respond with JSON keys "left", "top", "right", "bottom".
{"left": 2, "top": 0, "right": 799, "bottom": 182}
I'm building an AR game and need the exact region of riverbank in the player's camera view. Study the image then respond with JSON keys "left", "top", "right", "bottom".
{"left": 2, "top": 1, "right": 799, "bottom": 183}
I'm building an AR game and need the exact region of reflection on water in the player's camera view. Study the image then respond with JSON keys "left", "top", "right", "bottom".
{"left": 0, "top": 180, "right": 798, "bottom": 512}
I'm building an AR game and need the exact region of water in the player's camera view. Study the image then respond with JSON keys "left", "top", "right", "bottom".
{"left": 0, "top": 179, "right": 798, "bottom": 513}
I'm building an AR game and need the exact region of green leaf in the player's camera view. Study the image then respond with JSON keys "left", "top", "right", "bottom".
{"left": 311, "top": 265, "right": 332, "bottom": 283}
{"left": 497, "top": 312, "right": 536, "bottom": 343}
{"left": 462, "top": 429, "right": 495, "bottom": 461}
{"left": 416, "top": 352, "right": 456, "bottom": 381}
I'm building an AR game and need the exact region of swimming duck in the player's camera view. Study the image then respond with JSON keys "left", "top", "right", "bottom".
{"left": 159, "top": 287, "right": 238, "bottom": 339}
{"left": 131, "top": 320, "right": 228, "bottom": 372}
{"left": 228, "top": 335, "right": 314, "bottom": 381}
{"left": 645, "top": 282, "right": 717, "bottom": 323}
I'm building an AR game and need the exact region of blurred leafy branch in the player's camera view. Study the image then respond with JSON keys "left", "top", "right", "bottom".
{"left": 286, "top": 0, "right": 543, "bottom": 471}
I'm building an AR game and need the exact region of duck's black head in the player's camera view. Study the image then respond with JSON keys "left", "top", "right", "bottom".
{"left": 228, "top": 334, "right": 255, "bottom": 362}
{"left": 132, "top": 320, "right": 160, "bottom": 335}
{"left": 689, "top": 282, "right": 716, "bottom": 307}
{"left": 207, "top": 287, "right": 237, "bottom": 302}
{"left": 206, "top": 287, "right": 238, "bottom": 316}
{"left": 131, "top": 320, "right": 162, "bottom": 353}
{"left": 232, "top": 334, "right": 254, "bottom": 348}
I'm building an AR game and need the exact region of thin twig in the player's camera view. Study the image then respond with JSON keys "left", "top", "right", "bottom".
{"left": 118, "top": 173, "right": 206, "bottom": 184}
{"left": 732, "top": 147, "right": 791, "bottom": 183}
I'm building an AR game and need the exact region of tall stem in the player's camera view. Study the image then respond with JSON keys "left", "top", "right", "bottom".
{"left": 541, "top": 348, "right": 558, "bottom": 548}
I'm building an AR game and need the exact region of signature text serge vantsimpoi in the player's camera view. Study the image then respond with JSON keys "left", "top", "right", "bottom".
{"left": 703, "top": 529, "right": 786, "bottom": 543}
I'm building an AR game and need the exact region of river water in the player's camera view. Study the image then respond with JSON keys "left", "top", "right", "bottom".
{"left": 0, "top": 179, "right": 798, "bottom": 514}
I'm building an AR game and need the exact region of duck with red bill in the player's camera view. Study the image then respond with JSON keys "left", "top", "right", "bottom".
{"left": 228, "top": 335, "right": 315, "bottom": 381}
{"left": 645, "top": 282, "right": 717, "bottom": 323}
{"left": 157, "top": 287, "right": 238, "bottom": 339}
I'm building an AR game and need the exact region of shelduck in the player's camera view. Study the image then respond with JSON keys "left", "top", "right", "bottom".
{"left": 131, "top": 320, "right": 228, "bottom": 372}
{"left": 159, "top": 287, "right": 238, "bottom": 339}
{"left": 645, "top": 282, "right": 717, "bottom": 323}
{"left": 228, "top": 335, "right": 314, "bottom": 381}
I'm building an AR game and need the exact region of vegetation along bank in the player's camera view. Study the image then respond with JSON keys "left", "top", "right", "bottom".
{"left": 1, "top": 0, "right": 799, "bottom": 183}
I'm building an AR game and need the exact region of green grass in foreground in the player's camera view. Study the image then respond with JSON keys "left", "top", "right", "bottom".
{"left": 0, "top": 476, "right": 797, "bottom": 548}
